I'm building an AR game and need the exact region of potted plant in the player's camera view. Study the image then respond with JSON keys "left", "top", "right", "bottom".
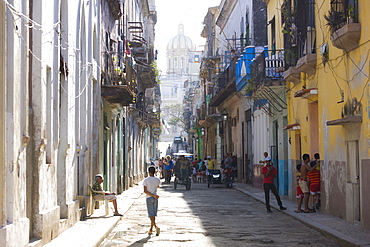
{"left": 324, "top": 10, "right": 346, "bottom": 35}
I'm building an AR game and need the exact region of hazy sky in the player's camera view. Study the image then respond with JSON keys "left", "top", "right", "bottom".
{"left": 154, "top": 0, "right": 221, "bottom": 74}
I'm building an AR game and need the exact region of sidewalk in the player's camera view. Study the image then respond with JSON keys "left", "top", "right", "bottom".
{"left": 45, "top": 181, "right": 370, "bottom": 247}
{"left": 233, "top": 182, "right": 370, "bottom": 247}
{"left": 44, "top": 182, "right": 144, "bottom": 247}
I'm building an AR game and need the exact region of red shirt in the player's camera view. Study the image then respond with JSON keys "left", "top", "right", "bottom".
{"left": 262, "top": 165, "right": 277, "bottom": 184}
{"left": 307, "top": 169, "right": 320, "bottom": 185}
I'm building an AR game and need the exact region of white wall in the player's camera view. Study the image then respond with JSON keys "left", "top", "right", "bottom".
{"left": 252, "top": 108, "right": 270, "bottom": 164}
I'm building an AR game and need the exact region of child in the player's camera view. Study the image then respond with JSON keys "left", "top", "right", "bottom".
{"left": 308, "top": 153, "right": 321, "bottom": 210}
{"left": 295, "top": 164, "right": 304, "bottom": 213}
{"left": 197, "top": 171, "right": 203, "bottom": 183}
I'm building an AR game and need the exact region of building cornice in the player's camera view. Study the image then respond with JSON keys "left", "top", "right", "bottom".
{"left": 216, "top": 0, "right": 238, "bottom": 32}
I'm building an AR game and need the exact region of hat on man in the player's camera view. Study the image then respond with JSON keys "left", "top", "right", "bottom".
{"left": 95, "top": 174, "right": 103, "bottom": 179}
{"left": 207, "top": 156, "right": 211, "bottom": 159}
{"left": 265, "top": 157, "right": 271, "bottom": 161}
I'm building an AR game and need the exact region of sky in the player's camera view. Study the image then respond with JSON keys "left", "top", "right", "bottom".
{"left": 154, "top": 0, "right": 221, "bottom": 74}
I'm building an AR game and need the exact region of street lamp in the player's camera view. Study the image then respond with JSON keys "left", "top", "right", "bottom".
{"left": 222, "top": 110, "right": 228, "bottom": 121}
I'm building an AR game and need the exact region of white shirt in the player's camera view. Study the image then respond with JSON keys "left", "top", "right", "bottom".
{"left": 143, "top": 176, "right": 161, "bottom": 198}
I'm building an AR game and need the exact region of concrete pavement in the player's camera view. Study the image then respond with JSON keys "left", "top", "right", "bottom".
{"left": 45, "top": 181, "right": 370, "bottom": 247}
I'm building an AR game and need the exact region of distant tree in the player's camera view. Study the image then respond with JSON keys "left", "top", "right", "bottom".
{"left": 163, "top": 104, "right": 186, "bottom": 130}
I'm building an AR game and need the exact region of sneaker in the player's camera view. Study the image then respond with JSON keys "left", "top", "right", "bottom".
{"left": 114, "top": 212, "right": 123, "bottom": 216}
{"left": 280, "top": 206, "right": 287, "bottom": 210}
{"left": 267, "top": 209, "right": 272, "bottom": 213}
{"left": 155, "top": 227, "right": 160, "bottom": 236}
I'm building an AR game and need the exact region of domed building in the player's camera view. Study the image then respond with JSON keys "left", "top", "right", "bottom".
{"left": 166, "top": 24, "right": 196, "bottom": 75}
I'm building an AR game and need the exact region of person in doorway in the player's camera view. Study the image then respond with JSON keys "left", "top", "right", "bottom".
{"left": 262, "top": 157, "right": 287, "bottom": 213}
{"left": 92, "top": 174, "right": 123, "bottom": 216}
{"left": 300, "top": 153, "right": 317, "bottom": 213}
{"left": 143, "top": 166, "right": 161, "bottom": 236}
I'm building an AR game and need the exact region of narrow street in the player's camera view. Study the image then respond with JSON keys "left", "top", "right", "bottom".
{"left": 99, "top": 181, "right": 338, "bottom": 247}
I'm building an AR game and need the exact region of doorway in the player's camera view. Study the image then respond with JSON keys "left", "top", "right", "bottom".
{"left": 346, "top": 140, "right": 360, "bottom": 223}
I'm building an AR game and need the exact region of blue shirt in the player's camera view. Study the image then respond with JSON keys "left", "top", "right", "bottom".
{"left": 164, "top": 160, "right": 174, "bottom": 170}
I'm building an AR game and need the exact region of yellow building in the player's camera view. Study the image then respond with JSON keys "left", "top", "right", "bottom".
{"left": 264, "top": 0, "right": 370, "bottom": 228}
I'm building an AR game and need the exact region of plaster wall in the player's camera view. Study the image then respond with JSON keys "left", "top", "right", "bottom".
{"left": 280, "top": 0, "right": 370, "bottom": 228}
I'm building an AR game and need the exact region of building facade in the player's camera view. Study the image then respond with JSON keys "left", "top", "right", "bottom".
{"left": 264, "top": 0, "right": 370, "bottom": 229}
{"left": 0, "top": 0, "right": 159, "bottom": 246}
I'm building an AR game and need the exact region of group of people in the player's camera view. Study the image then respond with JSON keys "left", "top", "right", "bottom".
{"left": 295, "top": 153, "right": 321, "bottom": 213}
{"left": 259, "top": 151, "right": 321, "bottom": 214}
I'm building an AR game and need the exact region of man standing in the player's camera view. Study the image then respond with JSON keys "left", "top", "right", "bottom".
{"left": 300, "top": 153, "right": 317, "bottom": 213}
{"left": 143, "top": 166, "right": 161, "bottom": 236}
{"left": 163, "top": 155, "right": 174, "bottom": 183}
{"left": 92, "top": 174, "right": 123, "bottom": 216}
{"left": 262, "top": 158, "right": 287, "bottom": 213}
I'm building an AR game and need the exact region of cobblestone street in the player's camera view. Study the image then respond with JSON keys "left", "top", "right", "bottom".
{"left": 99, "top": 181, "right": 339, "bottom": 247}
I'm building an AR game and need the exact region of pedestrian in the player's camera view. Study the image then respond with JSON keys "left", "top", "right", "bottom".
{"left": 300, "top": 153, "right": 317, "bottom": 213}
{"left": 259, "top": 152, "right": 269, "bottom": 165}
{"left": 262, "top": 157, "right": 287, "bottom": 213}
{"left": 163, "top": 155, "right": 174, "bottom": 183}
{"left": 224, "top": 153, "right": 232, "bottom": 168}
{"left": 92, "top": 174, "right": 123, "bottom": 216}
{"left": 143, "top": 166, "right": 161, "bottom": 236}
{"left": 158, "top": 158, "right": 164, "bottom": 179}
{"left": 308, "top": 153, "right": 321, "bottom": 209}
{"left": 294, "top": 164, "right": 304, "bottom": 213}
{"left": 191, "top": 165, "right": 197, "bottom": 183}
{"left": 206, "top": 156, "right": 214, "bottom": 183}
{"left": 203, "top": 157, "right": 208, "bottom": 183}
{"left": 231, "top": 155, "right": 238, "bottom": 180}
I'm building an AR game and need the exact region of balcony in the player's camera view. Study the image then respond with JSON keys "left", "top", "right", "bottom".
{"left": 284, "top": 67, "right": 300, "bottom": 84}
{"left": 129, "top": 41, "right": 148, "bottom": 62}
{"left": 331, "top": 23, "right": 361, "bottom": 52}
{"left": 247, "top": 50, "right": 287, "bottom": 115}
{"left": 101, "top": 52, "right": 135, "bottom": 106}
{"left": 295, "top": 53, "right": 317, "bottom": 76}
{"left": 250, "top": 50, "right": 285, "bottom": 89}
{"left": 209, "top": 60, "right": 237, "bottom": 107}
{"left": 325, "top": 2, "right": 360, "bottom": 52}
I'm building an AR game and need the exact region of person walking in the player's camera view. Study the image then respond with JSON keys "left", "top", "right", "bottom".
{"left": 262, "top": 157, "right": 287, "bottom": 213}
{"left": 143, "top": 166, "right": 161, "bottom": 236}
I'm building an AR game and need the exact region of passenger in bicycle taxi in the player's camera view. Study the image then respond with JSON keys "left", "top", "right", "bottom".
{"left": 176, "top": 155, "right": 191, "bottom": 181}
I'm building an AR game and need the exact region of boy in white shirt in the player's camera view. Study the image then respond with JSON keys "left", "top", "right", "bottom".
{"left": 143, "top": 166, "right": 161, "bottom": 235}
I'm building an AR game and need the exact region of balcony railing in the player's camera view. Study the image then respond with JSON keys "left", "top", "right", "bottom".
{"left": 251, "top": 50, "right": 285, "bottom": 84}
{"left": 211, "top": 64, "right": 234, "bottom": 96}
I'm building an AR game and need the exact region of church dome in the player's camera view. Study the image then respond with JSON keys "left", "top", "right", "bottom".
{"left": 167, "top": 24, "right": 195, "bottom": 51}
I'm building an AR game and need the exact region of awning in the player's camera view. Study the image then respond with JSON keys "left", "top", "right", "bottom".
{"left": 282, "top": 123, "right": 300, "bottom": 130}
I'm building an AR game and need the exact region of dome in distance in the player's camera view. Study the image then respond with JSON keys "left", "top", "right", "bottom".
{"left": 167, "top": 24, "right": 195, "bottom": 51}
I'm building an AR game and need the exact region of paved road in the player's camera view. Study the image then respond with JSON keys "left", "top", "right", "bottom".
{"left": 99, "top": 181, "right": 339, "bottom": 247}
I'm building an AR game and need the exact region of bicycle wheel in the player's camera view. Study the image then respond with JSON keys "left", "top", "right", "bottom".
{"left": 186, "top": 178, "right": 191, "bottom": 190}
